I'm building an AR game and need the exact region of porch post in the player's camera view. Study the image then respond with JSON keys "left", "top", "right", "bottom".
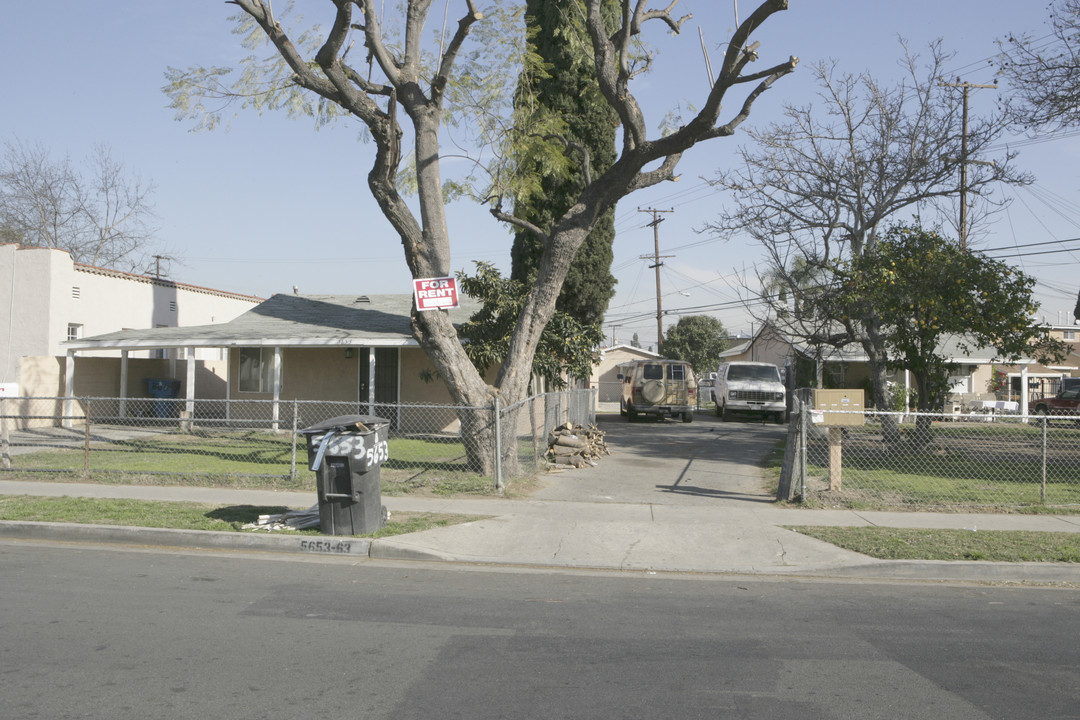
{"left": 271, "top": 346, "right": 282, "bottom": 431}
{"left": 63, "top": 350, "right": 76, "bottom": 429}
{"left": 119, "top": 350, "right": 129, "bottom": 419}
{"left": 1020, "top": 365, "right": 1029, "bottom": 418}
{"left": 184, "top": 347, "right": 196, "bottom": 429}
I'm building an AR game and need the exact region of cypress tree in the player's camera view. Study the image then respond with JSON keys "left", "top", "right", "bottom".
{"left": 510, "top": 0, "right": 618, "bottom": 327}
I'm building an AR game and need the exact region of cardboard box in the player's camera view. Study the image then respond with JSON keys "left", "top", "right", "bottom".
{"left": 814, "top": 389, "right": 865, "bottom": 426}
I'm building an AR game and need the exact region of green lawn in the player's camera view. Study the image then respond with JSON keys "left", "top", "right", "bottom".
{"left": 0, "top": 495, "right": 480, "bottom": 538}
{"left": 787, "top": 525, "right": 1080, "bottom": 563}
{"left": 794, "top": 421, "right": 1080, "bottom": 509}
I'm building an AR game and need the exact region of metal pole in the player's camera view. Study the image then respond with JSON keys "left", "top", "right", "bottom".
{"left": 1041, "top": 415, "right": 1048, "bottom": 504}
{"left": 800, "top": 393, "right": 808, "bottom": 500}
{"left": 1, "top": 397, "right": 9, "bottom": 470}
{"left": 290, "top": 399, "right": 299, "bottom": 481}
{"left": 84, "top": 398, "right": 91, "bottom": 475}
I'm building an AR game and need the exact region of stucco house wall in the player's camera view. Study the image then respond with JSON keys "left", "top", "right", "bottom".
{"left": 0, "top": 244, "right": 261, "bottom": 385}
{"left": 591, "top": 345, "right": 660, "bottom": 402}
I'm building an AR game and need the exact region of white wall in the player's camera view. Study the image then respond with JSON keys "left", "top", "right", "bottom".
{"left": 0, "top": 244, "right": 262, "bottom": 384}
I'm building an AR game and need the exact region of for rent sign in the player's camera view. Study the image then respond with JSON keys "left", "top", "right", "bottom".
{"left": 413, "top": 277, "right": 460, "bottom": 310}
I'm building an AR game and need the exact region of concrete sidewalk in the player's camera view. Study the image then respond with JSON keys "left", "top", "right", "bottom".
{"left": 0, "top": 479, "right": 1078, "bottom": 584}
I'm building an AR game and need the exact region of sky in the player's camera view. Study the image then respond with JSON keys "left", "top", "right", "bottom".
{"left": 4, "top": 1, "right": 1079, "bottom": 350}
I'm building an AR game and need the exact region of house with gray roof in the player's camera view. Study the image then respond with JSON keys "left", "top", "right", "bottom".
{"left": 722, "top": 320, "right": 1079, "bottom": 414}
{"left": 59, "top": 293, "right": 484, "bottom": 430}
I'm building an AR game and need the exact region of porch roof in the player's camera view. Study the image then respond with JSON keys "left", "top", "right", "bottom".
{"left": 64, "top": 293, "right": 481, "bottom": 351}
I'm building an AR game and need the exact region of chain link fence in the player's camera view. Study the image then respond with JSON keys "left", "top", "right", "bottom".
{"left": 0, "top": 390, "right": 596, "bottom": 493}
{"left": 778, "top": 389, "right": 1080, "bottom": 509}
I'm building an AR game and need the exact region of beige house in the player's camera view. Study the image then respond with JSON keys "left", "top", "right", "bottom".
{"left": 589, "top": 345, "right": 660, "bottom": 403}
{"left": 0, "top": 244, "right": 262, "bottom": 389}
{"left": 59, "top": 293, "right": 488, "bottom": 431}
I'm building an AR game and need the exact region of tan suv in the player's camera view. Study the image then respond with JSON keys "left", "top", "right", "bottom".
{"left": 618, "top": 359, "right": 698, "bottom": 423}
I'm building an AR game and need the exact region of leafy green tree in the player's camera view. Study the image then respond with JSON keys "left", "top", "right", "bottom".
{"left": 631, "top": 333, "right": 641, "bottom": 349}
{"left": 660, "top": 315, "right": 728, "bottom": 378}
{"left": 837, "top": 224, "right": 1067, "bottom": 442}
{"left": 456, "top": 262, "right": 602, "bottom": 388}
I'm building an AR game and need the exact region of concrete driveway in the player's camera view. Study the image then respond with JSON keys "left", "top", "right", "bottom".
{"left": 527, "top": 411, "right": 786, "bottom": 506}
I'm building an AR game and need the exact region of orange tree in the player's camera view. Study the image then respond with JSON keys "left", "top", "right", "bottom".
{"left": 837, "top": 224, "right": 1066, "bottom": 441}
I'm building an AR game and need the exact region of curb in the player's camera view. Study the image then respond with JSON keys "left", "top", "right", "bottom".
{"left": 0, "top": 521, "right": 371, "bottom": 558}
{"left": 3, "top": 520, "right": 1079, "bottom": 585}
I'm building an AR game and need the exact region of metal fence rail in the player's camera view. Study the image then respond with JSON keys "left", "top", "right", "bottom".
{"left": 0, "top": 390, "right": 597, "bottom": 492}
{"left": 779, "top": 394, "right": 1080, "bottom": 509}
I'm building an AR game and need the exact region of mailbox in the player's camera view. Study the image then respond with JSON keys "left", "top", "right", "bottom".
{"left": 814, "top": 389, "right": 865, "bottom": 426}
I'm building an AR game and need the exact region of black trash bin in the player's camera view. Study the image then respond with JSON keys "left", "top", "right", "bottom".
{"left": 300, "top": 415, "right": 389, "bottom": 536}
{"left": 144, "top": 378, "right": 181, "bottom": 418}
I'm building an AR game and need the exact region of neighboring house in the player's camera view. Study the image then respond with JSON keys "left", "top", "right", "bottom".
{"left": 722, "top": 320, "right": 1079, "bottom": 412}
{"left": 590, "top": 344, "right": 661, "bottom": 403}
{"left": 0, "top": 244, "right": 263, "bottom": 387}
{"left": 60, "top": 293, "right": 490, "bottom": 431}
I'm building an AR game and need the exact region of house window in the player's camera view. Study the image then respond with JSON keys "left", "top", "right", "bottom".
{"left": 66, "top": 324, "right": 82, "bottom": 341}
{"left": 72, "top": 286, "right": 81, "bottom": 299}
{"left": 239, "top": 348, "right": 276, "bottom": 393}
{"left": 169, "top": 301, "right": 177, "bottom": 312}
{"left": 1065, "top": 330, "right": 1076, "bottom": 341}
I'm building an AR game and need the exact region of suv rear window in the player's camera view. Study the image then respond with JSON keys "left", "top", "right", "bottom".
{"left": 642, "top": 364, "right": 664, "bottom": 380}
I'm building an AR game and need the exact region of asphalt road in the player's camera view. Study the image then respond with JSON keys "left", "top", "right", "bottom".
{"left": 3, "top": 542, "right": 1077, "bottom": 719}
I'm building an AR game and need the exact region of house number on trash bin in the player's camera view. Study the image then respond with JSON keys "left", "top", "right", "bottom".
{"left": 366, "top": 440, "right": 389, "bottom": 467}
{"left": 316, "top": 434, "right": 388, "bottom": 469}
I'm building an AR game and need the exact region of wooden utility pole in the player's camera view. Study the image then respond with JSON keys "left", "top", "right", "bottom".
{"left": 639, "top": 208, "right": 673, "bottom": 350}
{"left": 939, "top": 80, "right": 997, "bottom": 250}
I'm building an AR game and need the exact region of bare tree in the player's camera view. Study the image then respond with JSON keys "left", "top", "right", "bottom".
{"left": 166, "top": 0, "right": 797, "bottom": 476}
{"left": 996, "top": 0, "right": 1080, "bottom": 131}
{"left": 706, "top": 42, "right": 1023, "bottom": 420}
{"left": 0, "top": 139, "right": 159, "bottom": 270}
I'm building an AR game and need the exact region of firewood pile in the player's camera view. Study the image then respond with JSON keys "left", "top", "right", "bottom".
{"left": 545, "top": 422, "right": 610, "bottom": 469}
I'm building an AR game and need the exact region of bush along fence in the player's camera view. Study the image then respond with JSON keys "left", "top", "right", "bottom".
{"left": 0, "top": 390, "right": 597, "bottom": 494}
{"left": 778, "top": 389, "right": 1080, "bottom": 510}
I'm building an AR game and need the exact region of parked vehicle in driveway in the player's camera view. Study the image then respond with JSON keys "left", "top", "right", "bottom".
{"left": 713, "top": 361, "right": 786, "bottom": 423}
{"left": 618, "top": 360, "right": 698, "bottom": 423}
{"left": 1033, "top": 386, "right": 1080, "bottom": 418}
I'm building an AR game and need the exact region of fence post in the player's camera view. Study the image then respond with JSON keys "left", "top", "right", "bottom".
{"left": 530, "top": 396, "right": 540, "bottom": 469}
{"left": 83, "top": 398, "right": 91, "bottom": 475}
{"left": 493, "top": 395, "right": 503, "bottom": 491}
{"left": 1041, "top": 415, "right": 1048, "bottom": 504}
{"left": 799, "top": 391, "right": 809, "bottom": 500}
{"left": 1, "top": 397, "right": 9, "bottom": 470}
{"left": 290, "top": 399, "right": 299, "bottom": 481}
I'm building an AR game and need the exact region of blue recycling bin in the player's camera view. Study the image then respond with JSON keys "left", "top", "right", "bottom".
{"left": 144, "top": 378, "right": 181, "bottom": 418}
